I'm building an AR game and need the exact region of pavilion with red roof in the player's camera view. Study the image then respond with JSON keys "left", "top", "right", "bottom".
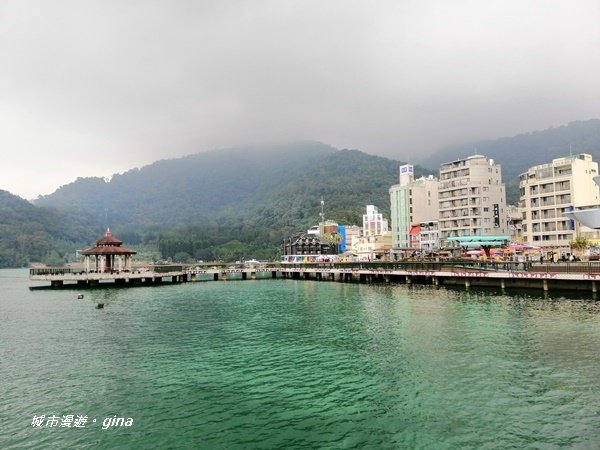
{"left": 81, "top": 229, "right": 137, "bottom": 273}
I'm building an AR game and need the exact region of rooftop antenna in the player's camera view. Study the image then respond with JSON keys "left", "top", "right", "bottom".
{"left": 319, "top": 197, "right": 325, "bottom": 234}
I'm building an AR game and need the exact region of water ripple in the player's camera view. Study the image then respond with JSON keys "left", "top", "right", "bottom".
{"left": 2, "top": 271, "right": 600, "bottom": 449}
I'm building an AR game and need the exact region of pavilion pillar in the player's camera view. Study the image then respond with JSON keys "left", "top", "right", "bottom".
{"left": 81, "top": 230, "right": 137, "bottom": 276}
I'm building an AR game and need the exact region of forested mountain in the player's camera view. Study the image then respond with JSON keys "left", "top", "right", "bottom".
{"left": 7, "top": 119, "right": 598, "bottom": 268}
{"left": 20, "top": 142, "right": 433, "bottom": 264}
{"left": 36, "top": 142, "right": 338, "bottom": 227}
{"left": 0, "top": 190, "right": 100, "bottom": 267}
{"left": 419, "top": 119, "right": 600, "bottom": 204}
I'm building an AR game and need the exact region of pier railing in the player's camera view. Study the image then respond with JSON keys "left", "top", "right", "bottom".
{"left": 30, "top": 267, "right": 73, "bottom": 276}
{"left": 151, "top": 264, "right": 185, "bottom": 273}
{"left": 278, "top": 259, "right": 600, "bottom": 274}
{"left": 29, "top": 260, "right": 600, "bottom": 279}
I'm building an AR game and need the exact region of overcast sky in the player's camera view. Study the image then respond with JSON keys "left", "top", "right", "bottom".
{"left": 1, "top": 0, "right": 599, "bottom": 199}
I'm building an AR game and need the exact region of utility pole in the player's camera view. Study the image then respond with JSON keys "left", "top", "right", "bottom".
{"left": 319, "top": 197, "right": 325, "bottom": 235}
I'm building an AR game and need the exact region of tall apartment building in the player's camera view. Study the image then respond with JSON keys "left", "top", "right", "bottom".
{"left": 519, "top": 153, "right": 600, "bottom": 251}
{"left": 438, "top": 155, "right": 508, "bottom": 247}
{"left": 389, "top": 164, "right": 439, "bottom": 253}
{"left": 362, "top": 205, "right": 388, "bottom": 237}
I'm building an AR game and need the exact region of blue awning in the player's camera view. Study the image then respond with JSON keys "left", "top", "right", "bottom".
{"left": 447, "top": 236, "right": 509, "bottom": 247}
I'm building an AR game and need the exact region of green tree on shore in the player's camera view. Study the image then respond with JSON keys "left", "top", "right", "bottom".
{"left": 570, "top": 237, "right": 590, "bottom": 258}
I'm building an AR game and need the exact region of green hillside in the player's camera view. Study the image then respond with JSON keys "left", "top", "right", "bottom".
{"left": 28, "top": 142, "right": 433, "bottom": 264}
{"left": 35, "top": 142, "right": 338, "bottom": 225}
{"left": 5, "top": 120, "right": 600, "bottom": 267}
{"left": 0, "top": 190, "right": 100, "bottom": 267}
{"left": 6, "top": 121, "right": 600, "bottom": 267}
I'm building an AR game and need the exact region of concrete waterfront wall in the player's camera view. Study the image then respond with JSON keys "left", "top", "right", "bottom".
{"left": 277, "top": 265, "right": 600, "bottom": 294}
{"left": 30, "top": 263, "right": 600, "bottom": 294}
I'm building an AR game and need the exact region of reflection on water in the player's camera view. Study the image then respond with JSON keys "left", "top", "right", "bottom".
{"left": 2, "top": 269, "right": 600, "bottom": 449}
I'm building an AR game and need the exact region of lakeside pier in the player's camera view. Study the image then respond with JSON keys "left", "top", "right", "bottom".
{"left": 29, "top": 260, "right": 600, "bottom": 294}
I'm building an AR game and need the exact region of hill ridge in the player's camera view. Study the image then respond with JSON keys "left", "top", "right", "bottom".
{"left": 4, "top": 142, "right": 432, "bottom": 266}
{"left": 419, "top": 119, "right": 600, "bottom": 181}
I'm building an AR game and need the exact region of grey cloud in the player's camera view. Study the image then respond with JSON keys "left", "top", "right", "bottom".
{"left": 1, "top": 0, "right": 599, "bottom": 198}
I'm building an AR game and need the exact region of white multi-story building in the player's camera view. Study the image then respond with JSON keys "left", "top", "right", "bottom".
{"left": 340, "top": 225, "right": 361, "bottom": 252}
{"left": 351, "top": 233, "right": 393, "bottom": 261}
{"left": 389, "top": 164, "right": 439, "bottom": 254}
{"left": 362, "top": 205, "right": 388, "bottom": 237}
{"left": 519, "top": 153, "right": 600, "bottom": 252}
{"left": 506, "top": 205, "right": 524, "bottom": 242}
{"left": 409, "top": 221, "right": 440, "bottom": 253}
{"left": 438, "top": 155, "right": 508, "bottom": 248}
{"left": 350, "top": 205, "right": 392, "bottom": 260}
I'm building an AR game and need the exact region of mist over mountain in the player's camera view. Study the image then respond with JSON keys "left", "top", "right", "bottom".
{"left": 416, "top": 119, "right": 600, "bottom": 205}
{"left": 419, "top": 119, "right": 600, "bottom": 182}
{"left": 4, "top": 120, "right": 600, "bottom": 268}
{"left": 4, "top": 142, "right": 432, "bottom": 266}
{"left": 35, "top": 142, "right": 338, "bottom": 226}
{"left": 35, "top": 141, "right": 423, "bottom": 228}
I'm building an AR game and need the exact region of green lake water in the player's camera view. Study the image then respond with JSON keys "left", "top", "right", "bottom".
{"left": 2, "top": 268, "right": 600, "bottom": 449}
